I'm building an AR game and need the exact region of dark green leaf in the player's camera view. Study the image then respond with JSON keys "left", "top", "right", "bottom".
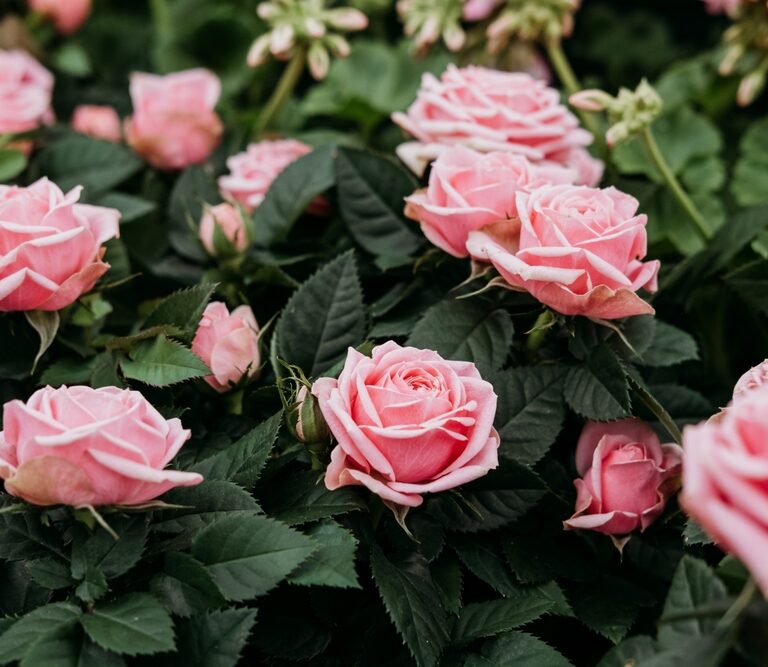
{"left": 143, "top": 284, "right": 217, "bottom": 340}
{"left": 97, "top": 193, "right": 156, "bottom": 223}
{"left": 0, "top": 149, "right": 28, "bottom": 183}
{"left": 174, "top": 609, "right": 257, "bottom": 667}
{"left": 640, "top": 321, "right": 699, "bottom": 367}
{"left": 452, "top": 536, "right": 518, "bottom": 597}
{"left": 19, "top": 625, "right": 124, "bottom": 667}
{"left": 120, "top": 335, "right": 209, "bottom": 386}
{"left": 71, "top": 517, "right": 147, "bottom": 581}
{"left": 0, "top": 603, "right": 81, "bottom": 665}
{"left": 464, "top": 631, "right": 573, "bottom": 667}
{"left": 596, "top": 636, "right": 657, "bottom": 667}
{"left": 289, "top": 520, "right": 360, "bottom": 589}
{"left": 150, "top": 553, "right": 226, "bottom": 618}
{"left": 564, "top": 345, "right": 630, "bottom": 420}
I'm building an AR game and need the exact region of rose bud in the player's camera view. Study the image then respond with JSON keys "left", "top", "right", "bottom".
{"left": 125, "top": 68, "right": 223, "bottom": 171}
{"left": 315, "top": 341, "right": 499, "bottom": 508}
{"left": 0, "top": 49, "right": 54, "bottom": 136}
{"left": 466, "top": 185, "right": 659, "bottom": 320}
{"left": 391, "top": 65, "right": 603, "bottom": 184}
{"left": 292, "top": 385, "right": 330, "bottom": 444}
{"left": 191, "top": 302, "right": 260, "bottom": 393}
{"left": 0, "top": 385, "right": 202, "bottom": 506}
{"left": 732, "top": 359, "right": 768, "bottom": 402}
{"left": 565, "top": 419, "right": 683, "bottom": 538}
{"left": 0, "top": 178, "right": 120, "bottom": 312}
{"left": 681, "top": 386, "right": 768, "bottom": 596}
{"left": 27, "top": 0, "right": 91, "bottom": 35}
{"left": 404, "top": 146, "right": 575, "bottom": 258}
{"left": 199, "top": 203, "right": 248, "bottom": 257}
{"left": 71, "top": 105, "right": 122, "bottom": 143}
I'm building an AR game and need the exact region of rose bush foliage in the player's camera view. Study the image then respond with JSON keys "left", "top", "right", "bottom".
{"left": 0, "top": 1, "right": 766, "bottom": 666}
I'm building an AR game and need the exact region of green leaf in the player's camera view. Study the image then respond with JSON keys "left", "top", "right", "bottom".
{"left": 0, "top": 603, "right": 81, "bottom": 665}
{"left": 150, "top": 552, "right": 226, "bottom": 618}
{"left": 168, "top": 166, "right": 219, "bottom": 262}
{"left": 335, "top": 147, "right": 422, "bottom": 259}
{"left": 0, "top": 513, "right": 65, "bottom": 561}
{"left": 24, "top": 310, "right": 60, "bottom": 372}
{"left": 192, "top": 514, "right": 316, "bottom": 601}
{"left": 27, "top": 558, "right": 73, "bottom": 590}
{"left": 464, "top": 631, "right": 573, "bottom": 667}
{"left": 491, "top": 365, "right": 567, "bottom": 466}
{"left": 39, "top": 357, "right": 97, "bottom": 387}
{"left": 452, "top": 536, "right": 518, "bottom": 597}
{"left": 407, "top": 300, "right": 514, "bottom": 376}
{"left": 289, "top": 520, "right": 360, "bottom": 589}
{"left": 192, "top": 412, "right": 281, "bottom": 488}
{"left": 640, "top": 321, "right": 699, "bottom": 367}
{"left": 96, "top": 193, "right": 156, "bottom": 223}
{"left": 142, "top": 284, "right": 217, "bottom": 341}
{"left": 596, "top": 636, "right": 657, "bottom": 667}
{"left": 174, "top": 609, "right": 257, "bottom": 667}
{"left": 253, "top": 145, "right": 336, "bottom": 246}
{"left": 658, "top": 556, "right": 728, "bottom": 649}
{"left": 80, "top": 593, "right": 175, "bottom": 656}
{"left": 564, "top": 345, "right": 630, "bottom": 420}
{"left": 635, "top": 634, "right": 728, "bottom": 667}
{"left": 275, "top": 251, "right": 366, "bottom": 377}
{"left": 71, "top": 517, "right": 147, "bottom": 581}
{"left": 19, "top": 625, "right": 125, "bottom": 667}
{"left": 452, "top": 590, "right": 555, "bottom": 643}
{"left": 370, "top": 548, "right": 450, "bottom": 667}
{"left": 731, "top": 117, "right": 768, "bottom": 206}
{"left": 683, "top": 519, "right": 714, "bottom": 546}
{"left": 724, "top": 259, "right": 768, "bottom": 317}
{"left": 0, "top": 149, "right": 28, "bottom": 182}
{"left": 37, "top": 136, "right": 142, "bottom": 196}
{"left": 75, "top": 568, "right": 109, "bottom": 603}
{"left": 120, "top": 334, "right": 209, "bottom": 386}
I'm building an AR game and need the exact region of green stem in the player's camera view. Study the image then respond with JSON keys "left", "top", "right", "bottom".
{"left": 149, "top": 0, "right": 172, "bottom": 41}
{"left": 640, "top": 127, "right": 711, "bottom": 242}
{"left": 526, "top": 310, "right": 555, "bottom": 359}
{"left": 544, "top": 37, "right": 606, "bottom": 157}
{"left": 254, "top": 48, "right": 307, "bottom": 138}
{"left": 717, "top": 578, "right": 759, "bottom": 631}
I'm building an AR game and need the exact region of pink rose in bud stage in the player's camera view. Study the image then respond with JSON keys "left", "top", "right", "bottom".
{"left": 466, "top": 185, "right": 659, "bottom": 319}
{"left": 71, "top": 105, "right": 121, "bottom": 143}
{"left": 681, "top": 386, "right": 768, "bottom": 596}
{"left": 0, "top": 49, "right": 54, "bottom": 135}
{"left": 125, "top": 69, "right": 223, "bottom": 171}
{"left": 463, "top": 0, "right": 501, "bottom": 21}
{"left": 565, "top": 419, "right": 683, "bottom": 536}
{"left": 405, "top": 146, "right": 576, "bottom": 257}
{"left": 0, "top": 385, "right": 202, "bottom": 507}
{"left": 316, "top": 341, "right": 499, "bottom": 508}
{"left": 218, "top": 139, "right": 313, "bottom": 213}
{"left": 392, "top": 65, "right": 602, "bottom": 184}
{"left": 733, "top": 359, "right": 768, "bottom": 402}
{"left": 0, "top": 178, "right": 120, "bottom": 312}
{"left": 199, "top": 203, "right": 248, "bottom": 256}
{"left": 27, "top": 0, "right": 91, "bottom": 34}
{"left": 191, "top": 302, "right": 261, "bottom": 393}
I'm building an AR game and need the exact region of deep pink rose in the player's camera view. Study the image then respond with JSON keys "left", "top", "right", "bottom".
{"left": 71, "top": 105, "right": 121, "bottom": 143}
{"left": 392, "top": 65, "right": 602, "bottom": 184}
{"left": 0, "top": 178, "right": 120, "bottom": 312}
{"left": 28, "top": 0, "right": 91, "bottom": 34}
{"left": 733, "top": 359, "right": 768, "bottom": 402}
{"left": 125, "top": 69, "right": 223, "bottom": 171}
{"left": 316, "top": 341, "right": 499, "bottom": 508}
{"left": 218, "top": 140, "right": 312, "bottom": 213}
{"left": 191, "top": 302, "right": 260, "bottom": 393}
{"left": 565, "top": 419, "right": 683, "bottom": 535}
{"left": 466, "top": 185, "right": 659, "bottom": 319}
{"left": 0, "top": 385, "right": 202, "bottom": 506}
{"left": 0, "top": 49, "right": 54, "bottom": 135}
{"left": 199, "top": 203, "right": 248, "bottom": 256}
{"left": 682, "top": 386, "right": 768, "bottom": 596}
{"left": 405, "top": 146, "right": 575, "bottom": 257}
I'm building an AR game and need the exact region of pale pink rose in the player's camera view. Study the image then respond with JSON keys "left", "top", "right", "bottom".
{"left": 681, "top": 386, "right": 768, "bottom": 596}
{"left": 71, "top": 105, "right": 121, "bottom": 143}
{"left": 702, "top": 0, "right": 743, "bottom": 14}
{"left": 0, "top": 178, "right": 120, "bottom": 312}
{"left": 316, "top": 341, "right": 499, "bottom": 508}
{"left": 405, "top": 146, "right": 576, "bottom": 257}
{"left": 191, "top": 302, "right": 260, "bottom": 393}
{"left": 125, "top": 69, "right": 223, "bottom": 171}
{"left": 392, "top": 65, "right": 601, "bottom": 181}
{"left": 0, "top": 49, "right": 54, "bottom": 135}
{"left": 463, "top": 0, "right": 501, "bottom": 21}
{"left": 0, "top": 385, "right": 202, "bottom": 506}
{"left": 466, "top": 185, "right": 659, "bottom": 319}
{"left": 565, "top": 419, "right": 682, "bottom": 535}
{"left": 218, "top": 140, "right": 312, "bottom": 213}
{"left": 733, "top": 360, "right": 768, "bottom": 402}
{"left": 199, "top": 203, "right": 248, "bottom": 256}
{"left": 28, "top": 0, "right": 91, "bottom": 34}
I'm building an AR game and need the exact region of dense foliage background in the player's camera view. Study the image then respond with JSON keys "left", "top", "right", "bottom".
{"left": 1, "top": 0, "right": 768, "bottom": 665}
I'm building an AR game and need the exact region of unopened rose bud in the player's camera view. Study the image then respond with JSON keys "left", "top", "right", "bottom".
{"left": 325, "top": 34, "right": 351, "bottom": 58}
{"left": 247, "top": 33, "right": 272, "bottom": 67}
{"left": 304, "top": 17, "right": 326, "bottom": 38}
{"left": 605, "top": 121, "right": 630, "bottom": 147}
{"left": 443, "top": 23, "right": 466, "bottom": 51}
{"left": 308, "top": 41, "right": 330, "bottom": 79}
{"left": 569, "top": 89, "right": 612, "bottom": 112}
{"left": 257, "top": 2, "right": 278, "bottom": 20}
{"left": 738, "top": 67, "right": 766, "bottom": 106}
{"left": 293, "top": 385, "right": 330, "bottom": 444}
{"left": 270, "top": 24, "right": 296, "bottom": 55}
{"left": 325, "top": 7, "right": 368, "bottom": 30}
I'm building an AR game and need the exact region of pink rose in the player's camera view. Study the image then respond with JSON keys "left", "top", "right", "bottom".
{"left": 191, "top": 302, "right": 260, "bottom": 393}
{"left": 27, "top": 0, "right": 91, "bottom": 34}
{"left": 0, "top": 385, "right": 202, "bottom": 506}
{"left": 405, "top": 146, "right": 576, "bottom": 257}
{"left": 0, "top": 178, "right": 120, "bottom": 312}
{"left": 681, "top": 386, "right": 768, "bottom": 596}
{"left": 316, "top": 341, "right": 499, "bottom": 508}
{"left": 0, "top": 49, "right": 54, "bottom": 135}
{"left": 218, "top": 140, "right": 312, "bottom": 213}
{"left": 702, "top": 0, "right": 742, "bottom": 14}
{"left": 391, "top": 65, "right": 601, "bottom": 183}
{"left": 565, "top": 419, "right": 683, "bottom": 535}
{"left": 733, "top": 359, "right": 768, "bottom": 402}
{"left": 199, "top": 203, "right": 248, "bottom": 256}
{"left": 125, "top": 69, "right": 223, "bottom": 171}
{"left": 71, "top": 105, "right": 121, "bottom": 143}
{"left": 466, "top": 185, "right": 660, "bottom": 319}
{"left": 463, "top": 0, "right": 501, "bottom": 21}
